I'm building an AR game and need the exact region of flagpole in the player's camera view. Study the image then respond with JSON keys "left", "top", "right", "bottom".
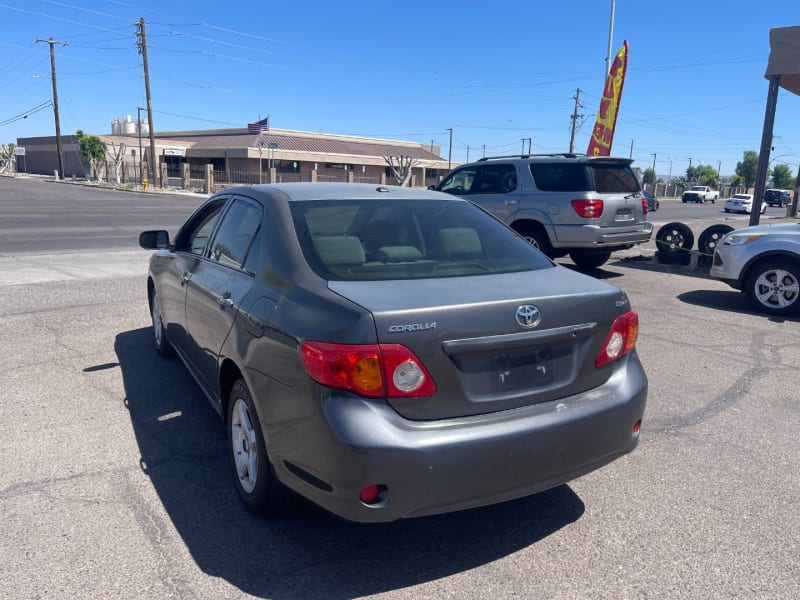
{"left": 605, "top": 0, "right": 615, "bottom": 77}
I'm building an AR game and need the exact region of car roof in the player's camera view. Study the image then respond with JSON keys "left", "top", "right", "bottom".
{"left": 471, "top": 154, "right": 634, "bottom": 166}
{"left": 217, "top": 182, "right": 457, "bottom": 203}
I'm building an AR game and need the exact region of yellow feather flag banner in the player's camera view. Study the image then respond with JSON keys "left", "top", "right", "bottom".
{"left": 587, "top": 41, "right": 628, "bottom": 156}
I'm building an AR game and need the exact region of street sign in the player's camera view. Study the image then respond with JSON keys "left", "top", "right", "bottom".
{"left": 14, "top": 147, "right": 26, "bottom": 156}
{"left": 268, "top": 142, "right": 278, "bottom": 149}
{"left": 163, "top": 147, "right": 185, "bottom": 157}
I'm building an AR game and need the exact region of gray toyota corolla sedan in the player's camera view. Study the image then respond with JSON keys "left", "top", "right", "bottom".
{"left": 139, "top": 182, "right": 647, "bottom": 522}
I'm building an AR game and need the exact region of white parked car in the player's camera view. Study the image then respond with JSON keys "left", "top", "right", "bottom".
{"left": 710, "top": 223, "right": 800, "bottom": 316}
{"left": 724, "top": 194, "right": 765, "bottom": 215}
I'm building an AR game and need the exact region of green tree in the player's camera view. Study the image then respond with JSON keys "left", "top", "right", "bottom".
{"left": 735, "top": 151, "right": 763, "bottom": 189}
{"left": 642, "top": 167, "right": 656, "bottom": 188}
{"left": 76, "top": 129, "right": 106, "bottom": 181}
{"left": 687, "top": 164, "right": 719, "bottom": 187}
{"left": 771, "top": 163, "right": 794, "bottom": 189}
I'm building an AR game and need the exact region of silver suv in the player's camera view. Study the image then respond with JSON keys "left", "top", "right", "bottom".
{"left": 710, "top": 223, "right": 800, "bottom": 316}
{"left": 433, "top": 154, "right": 654, "bottom": 268}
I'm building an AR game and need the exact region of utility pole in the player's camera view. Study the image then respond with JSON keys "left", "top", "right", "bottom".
{"left": 629, "top": 139, "right": 633, "bottom": 159}
{"left": 136, "top": 18, "right": 158, "bottom": 188}
{"left": 568, "top": 88, "right": 583, "bottom": 153}
{"left": 36, "top": 38, "right": 66, "bottom": 180}
{"left": 446, "top": 128, "right": 453, "bottom": 170}
{"left": 466, "top": 145, "right": 470, "bottom": 163}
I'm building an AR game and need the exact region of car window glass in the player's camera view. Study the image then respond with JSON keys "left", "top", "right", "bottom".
{"left": 591, "top": 164, "right": 640, "bottom": 193}
{"left": 209, "top": 198, "right": 262, "bottom": 269}
{"left": 474, "top": 164, "right": 517, "bottom": 194}
{"left": 530, "top": 163, "right": 591, "bottom": 191}
{"left": 177, "top": 198, "right": 227, "bottom": 255}
{"left": 291, "top": 199, "right": 552, "bottom": 281}
{"left": 439, "top": 167, "right": 477, "bottom": 195}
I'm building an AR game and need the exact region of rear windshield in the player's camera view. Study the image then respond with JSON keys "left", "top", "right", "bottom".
{"left": 530, "top": 162, "right": 639, "bottom": 193}
{"left": 290, "top": 199, "right": 553, "bottom": 281}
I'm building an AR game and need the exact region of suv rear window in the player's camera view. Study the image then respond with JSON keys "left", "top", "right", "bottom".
{"left": 530, "top": 162, "right": 639, "bottom": 193}
{"left": 291, "top": 199, "right": 553, "bottom": 281}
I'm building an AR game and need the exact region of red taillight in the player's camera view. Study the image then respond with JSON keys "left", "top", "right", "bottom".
{"left": 641, "top": 198, "right": 649, "bottom": 215}
{"left": 300, "top": 341, "right": 436, "bottom": 398}
{"left": 594, "top": 311, "right": 639, "bottom": 367}
{"left": 571, "top": 199, "right": 604, "bottom": 218}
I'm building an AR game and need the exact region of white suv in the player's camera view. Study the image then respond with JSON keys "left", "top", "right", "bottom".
{"left": 710, "top": 223, "right": 800, "bottom": 316}
{"left": 433, "top": 154, "right": 653, "bottom": 268}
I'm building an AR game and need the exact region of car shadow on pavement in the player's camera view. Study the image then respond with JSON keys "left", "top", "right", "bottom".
{"left": 606, "top": 255, "right": 718, "bottom": 281}
{"left": 677, "top": 289, "right": 800, "bottom": 323}
{"left": 114, "top": 327, "right": 585, "bottom": 599}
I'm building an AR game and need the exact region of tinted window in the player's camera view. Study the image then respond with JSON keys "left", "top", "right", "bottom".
{"left": 473, "top": 164, "right": 517, "bottom": 194}
{"left": 530, "top": 163, "right": 592, "bottom": 191}
{"left": 591, "top": 164, "right": 640, "bottom": 193}
{"left": 209, "top": 198, "right": 261, "bottom": 269}
{"left": 176, "top": 198, "right": 227, "bottom": 255}
{"left": 291, "top": 199, "right": 552, "bottom": 281}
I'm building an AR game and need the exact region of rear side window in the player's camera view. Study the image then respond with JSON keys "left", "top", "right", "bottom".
{"left": 591, "top": 164, "right": 640, "bottom": 193}
{"left": 290, "top": 199, "right": 552, "bottom": 281}
{"left": 529, "top": 163, "right": 592, "bottom": 191}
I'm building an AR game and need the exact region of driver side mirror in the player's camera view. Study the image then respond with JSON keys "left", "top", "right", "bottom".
{"left": 139, "top": 230, "right": 170, "bottom": 250}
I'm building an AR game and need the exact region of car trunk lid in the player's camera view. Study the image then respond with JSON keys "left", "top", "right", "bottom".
{"left": 327, "top": 267, "right": 629, "bottom": 420}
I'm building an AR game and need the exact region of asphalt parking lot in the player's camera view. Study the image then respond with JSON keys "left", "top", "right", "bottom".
{"left": 1, "top": 177, "right": 798, "bottom": 599}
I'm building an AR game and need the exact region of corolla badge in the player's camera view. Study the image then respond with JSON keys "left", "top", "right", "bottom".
{"left": 515, "top": 304, "right": 541, "bottom": 328}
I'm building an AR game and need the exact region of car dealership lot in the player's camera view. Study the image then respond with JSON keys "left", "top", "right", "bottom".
{"left": 1, "top": 178, "right": 798, "bottom": 599}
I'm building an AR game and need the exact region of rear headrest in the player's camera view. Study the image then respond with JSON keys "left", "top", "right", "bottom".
{"left": 375, "top": 246, "right": 422, "bottom": 262}
{"left": 313, "top": 235, "right": 365, "bottom": 266}
{"left": 438, "top": 228, "right": 482, "bottom": 257}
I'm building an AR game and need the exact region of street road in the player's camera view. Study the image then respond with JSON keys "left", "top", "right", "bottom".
{"left": 1, "top": 177, "right": 798, "bottom": 599}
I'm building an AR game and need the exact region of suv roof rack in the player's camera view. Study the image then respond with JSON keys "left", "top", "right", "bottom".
{"left": 477, "top": 153, "right": 585, "bottom": 161}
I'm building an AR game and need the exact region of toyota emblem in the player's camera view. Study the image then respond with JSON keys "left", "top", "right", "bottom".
{"left": 515, "top": 304, "right": 541, "bottom": 328}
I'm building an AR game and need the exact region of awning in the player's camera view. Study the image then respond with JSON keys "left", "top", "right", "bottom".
{"left": 765, "top": 25, "right": 800, "bottom": 95}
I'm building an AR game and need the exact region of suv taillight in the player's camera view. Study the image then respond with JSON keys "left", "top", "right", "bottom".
{"left": 571, "top": 199, "right": 604, "bottom": 218}
{"left": 641, "top": 198, "right": 648, "bottom": 215}
{"left": 594, "top": 311, "right": 639, "bottom": 367}
{"left": 300, "top": 341, "right": 436, "bottom": 398}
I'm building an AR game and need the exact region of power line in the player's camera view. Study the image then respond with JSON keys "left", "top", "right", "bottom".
{"left": 0, "top": 100, "right": 52, "bottom": 126}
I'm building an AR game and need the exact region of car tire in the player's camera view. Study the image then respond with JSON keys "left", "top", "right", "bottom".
{"left": 744, "top": 259, "right": 800, "bottom": 316}
{"left": 569, "top": 250, "right": 612, "bottom": 269}
{"left": 150, "top": 288, "right": 175, "bottom": 357}
{"left": 655, "top": 222, "right": 694, "bottom": 253}
{"left": 227, "top": 378, "right": 293, "bottom": 515}
{"left": 697, "top": 224, "right": 734, "bottom": 255}
{"left": 514, "top": 222, "right": 554, "bottom": 258}
{"left": 724, "top": 208, "right": 731, "bottom": 213}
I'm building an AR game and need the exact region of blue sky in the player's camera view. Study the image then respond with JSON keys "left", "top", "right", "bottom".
{"left": 1, "top": 0, "right": 799, "bottom": 177}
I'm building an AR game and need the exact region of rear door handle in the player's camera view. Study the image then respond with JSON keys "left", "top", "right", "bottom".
{"left": 216, "top": 291, "right": 235, "bottom": 309}
{"left": 505, "top": 199, "right": 518, "bottom": 206}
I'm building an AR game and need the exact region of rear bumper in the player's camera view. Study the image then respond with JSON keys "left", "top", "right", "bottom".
{"left": 552, "top": 222, "right": 653, "bottom": 250}
{"left": 270, "top": 353, "right": 648, "bottom": 522}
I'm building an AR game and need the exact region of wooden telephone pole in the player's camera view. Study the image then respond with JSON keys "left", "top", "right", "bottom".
{"left": 135, "top": 18, "right": 158, "bottom": 188}
{"left": 569, "top": 88, "right": 583, "bottom": 154}
{"left": 36, "top": 38, "right": 66, "bottom": 179}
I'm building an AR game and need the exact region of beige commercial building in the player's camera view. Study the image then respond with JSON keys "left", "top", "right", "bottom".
{"left": 15, "top": 126, "right": 451, "bottom": 191}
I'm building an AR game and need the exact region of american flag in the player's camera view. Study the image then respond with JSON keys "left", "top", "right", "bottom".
{"left": 248, "top": 116, "right": 269, "bottom": 133}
